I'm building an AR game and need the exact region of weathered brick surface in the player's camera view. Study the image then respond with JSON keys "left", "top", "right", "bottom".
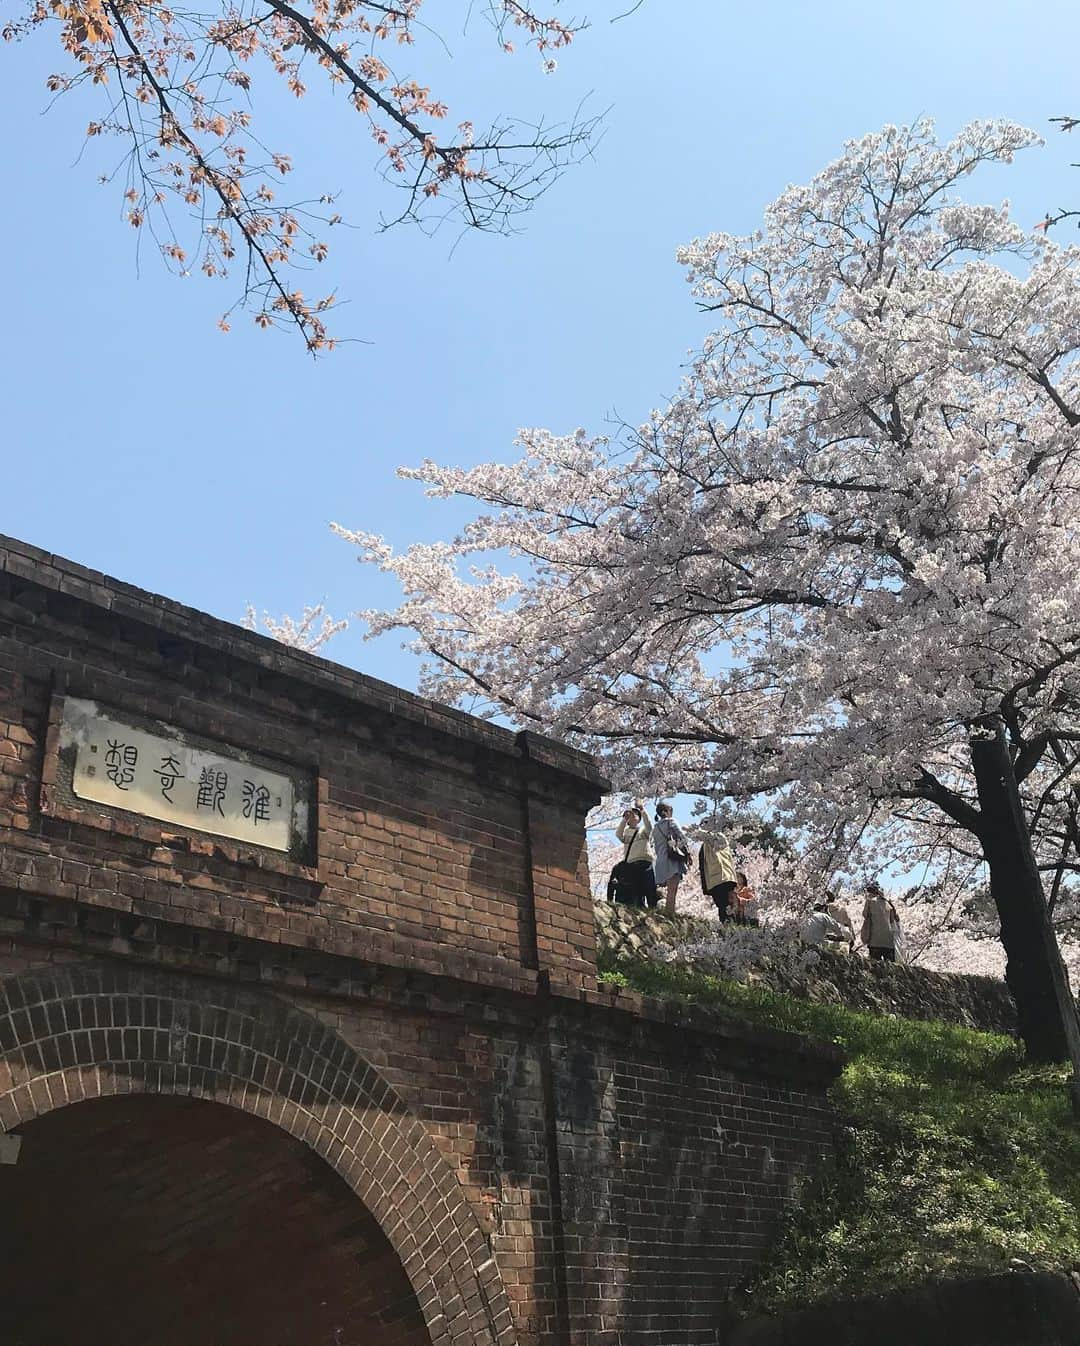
{"left": 0, "top": 536, "right": 843, "bottom": 1346}
{"left": 0, "top": 1093, "right": 429, "bottom": 1346}
{"left": 0, "top": 959, "right": 517, "bottom": 1346}
{"left": 549, "top": 1000, "right": 838, "bottom": 1345}
{"left": 0, "top": 533, "right": 604, "bottom": 993}
{"left": 0, "top": 936, "right": 840, "bottom": 1345}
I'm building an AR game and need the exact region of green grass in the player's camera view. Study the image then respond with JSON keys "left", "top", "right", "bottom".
{"left": 598, "top": 953, "right": 1080, "bottom": 1313}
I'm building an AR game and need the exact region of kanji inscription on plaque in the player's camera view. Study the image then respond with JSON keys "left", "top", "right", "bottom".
{"left": 60, "top": 698, "right": 297, "bottom": 852}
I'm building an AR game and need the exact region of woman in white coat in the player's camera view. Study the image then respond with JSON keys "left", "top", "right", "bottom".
{"left": 860, "top": 882, "right": 902, "bottom": 961}
{"left": 613, "top": 799, "right": 660, "bottom": 908}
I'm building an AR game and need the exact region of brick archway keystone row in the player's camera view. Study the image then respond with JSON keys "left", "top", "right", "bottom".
{"left": 0, "top": 962, "right": 517, "bottom": 1346}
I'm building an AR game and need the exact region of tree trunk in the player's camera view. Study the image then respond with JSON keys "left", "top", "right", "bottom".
{"left": 970, "top": 723, "right": 1080, "bottom": 1085}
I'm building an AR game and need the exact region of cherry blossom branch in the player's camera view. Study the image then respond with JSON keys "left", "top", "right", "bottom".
{"left": 9, "top": 0, "right": 609, "bottom": 346}
{"left": 106, "top": 0, "right": 330, "bottom": 349}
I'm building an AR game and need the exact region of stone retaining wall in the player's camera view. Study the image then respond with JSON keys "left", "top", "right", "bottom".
{"left": 596, "top": 901, "right": 1019, "bottom": 1038}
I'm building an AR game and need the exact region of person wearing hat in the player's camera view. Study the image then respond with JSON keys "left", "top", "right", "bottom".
{"left": 860, "top": 881, "right": 901, "bottom": 961}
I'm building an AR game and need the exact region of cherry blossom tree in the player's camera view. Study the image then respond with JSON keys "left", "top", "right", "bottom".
{"left": 587, "top": 798, "right": 1044, "bottom": 979}
{"left": 4, "top": 0, "right": 601, "bottom": 349}
{"left": 344, "top": 120, "right": 1080, "bottom": 1066}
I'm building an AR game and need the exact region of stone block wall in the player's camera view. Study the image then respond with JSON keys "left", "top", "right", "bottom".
{"left": 596, "top": 901, "right": 1019, "bottom": 1038}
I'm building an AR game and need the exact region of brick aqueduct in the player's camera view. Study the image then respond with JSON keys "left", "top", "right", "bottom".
{"left": 0, "top": 535, "right": 839, "bottom": 1346}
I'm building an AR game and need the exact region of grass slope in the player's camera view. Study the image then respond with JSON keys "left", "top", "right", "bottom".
{"left": 599, "top": 954, "right": 1080, "bottom": 1314}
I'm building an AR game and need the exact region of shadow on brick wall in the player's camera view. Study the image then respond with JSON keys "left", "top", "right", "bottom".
{"left": 721, "top": 1270, "right": 1080, "bottom": 1346}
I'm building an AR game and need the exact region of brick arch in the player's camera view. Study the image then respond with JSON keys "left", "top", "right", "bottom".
{"left": 0, "top": 962, "right": 516, "bottom": 1346}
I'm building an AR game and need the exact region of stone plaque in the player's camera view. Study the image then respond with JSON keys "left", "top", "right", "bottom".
{"left": 60, "top": 698, "right": 300, "bottom": 853}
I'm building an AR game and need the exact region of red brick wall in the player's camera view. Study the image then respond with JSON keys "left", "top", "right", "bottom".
{"left": 0, "top": 958, "right": 523, "bottom": 1346}
{"left": 0, "top": 941, "right": 841, "bottom": 1346}
{"left": 0, "top": 536, "right": 843, "bottom": 1346}
{"left": 0, "top": 535, "right": 605, "bottom": 993}
{"left": 549, "top": 1009, "right": 837, "bottom": 1343}
{"left": 0, "top": 1094, "right": 428, "bottom": 1346}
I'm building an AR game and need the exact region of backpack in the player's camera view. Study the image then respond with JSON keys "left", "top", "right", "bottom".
{"left": 606, "top": 861, "right": 634, "bottom": 903}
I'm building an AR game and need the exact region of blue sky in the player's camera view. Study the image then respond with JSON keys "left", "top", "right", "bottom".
{"left": 3, "top": 0, "right": 1080, "bottom": 694}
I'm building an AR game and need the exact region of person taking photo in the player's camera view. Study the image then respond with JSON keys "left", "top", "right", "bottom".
{"left": 613, "top": 798, "right": 660, "bottom": 908}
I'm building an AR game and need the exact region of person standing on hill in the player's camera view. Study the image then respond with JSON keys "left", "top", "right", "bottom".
{"left": 825, "top": 890, "right": 856, "bottom": 951}
{"left": 653, "top": 802, "right": 691, "bottom": 915}
{"left": 699, "top": 831, "right": 737, "bottom": 922}
{"left": 860, "top": 882, "right": 901, "bottom": 961}
{"left": 614, "top": 799, "right": 660, "bottom": 908}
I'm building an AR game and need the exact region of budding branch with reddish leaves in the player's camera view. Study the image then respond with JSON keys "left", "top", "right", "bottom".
{"left": 4, "top": 0, "right": 599, "bottom": 351}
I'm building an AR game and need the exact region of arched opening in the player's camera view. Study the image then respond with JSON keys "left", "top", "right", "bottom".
{"left": 0, "top": 962, "right": 517, "bottom": 1346}
{"left": 0, "top": 1094, "right": 431, "bottom": 1346}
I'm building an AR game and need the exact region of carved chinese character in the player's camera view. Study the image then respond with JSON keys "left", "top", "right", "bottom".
{"left": 104, "top": 740, "right": 138, "bottom": 791}
{"left": 196, "top": 766, "right": 228, "bottom": 817}
{"left": 154, "top": 753, "right": 184, "bottom": 803}
{"left": 242, "top": 779, "right": 271, "bottom": 825}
